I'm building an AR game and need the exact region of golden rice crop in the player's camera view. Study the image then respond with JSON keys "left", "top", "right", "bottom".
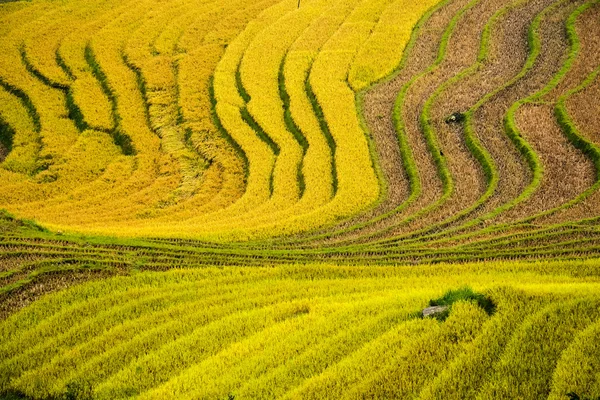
{"left": 0, "top": 0, "right": 448, "bottom": 240}
{"left": 348, "top": 0, "right": 444, "bottom": 91}
{"left": 2, "top": 260, "right": 600, "bottom": 398}
{"left": 0, "top": 87, "right": 40, "bottom": 176}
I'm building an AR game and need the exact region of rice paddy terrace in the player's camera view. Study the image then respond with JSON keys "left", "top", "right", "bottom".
{"left": 2, "top": 0, "right": 600, "bottom": 397}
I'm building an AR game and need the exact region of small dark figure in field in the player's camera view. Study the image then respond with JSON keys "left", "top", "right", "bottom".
{"left": 446, "top": 112, "right": 466, "bottom": 124}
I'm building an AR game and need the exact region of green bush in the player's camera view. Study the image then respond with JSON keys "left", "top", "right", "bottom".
{"left": 428, "top": 287, "right": 496, "bottom": 321}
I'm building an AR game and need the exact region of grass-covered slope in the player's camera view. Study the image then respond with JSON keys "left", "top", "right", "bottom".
{"left": 3, "top": 261, "right": 600, "bottom": 399}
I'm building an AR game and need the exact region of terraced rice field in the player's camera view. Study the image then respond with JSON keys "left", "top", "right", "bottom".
{"left": 1, "top": 0, "right": 600, "bottom": 397}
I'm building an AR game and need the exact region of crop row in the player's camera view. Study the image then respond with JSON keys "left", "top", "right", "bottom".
{"left": 3, "top": 261, "right": 600, "bottom": 398}
{"left": 1, "top": 0, "right": 600, "bottom": 303}
{"left": 0, "top": 0, "right": 445, "bottom": 241}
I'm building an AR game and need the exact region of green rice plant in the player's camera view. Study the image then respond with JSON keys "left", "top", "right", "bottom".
{"left": 348, "top": 0, "right": 441, "bottom": 91}
{"left": 286, "top": 317, "right": 431, "bottom": 399}
{"left": 410, "top": 0, "right": 596, "bottom": 247}
{"left": 267, "top": 0, "right": 456, "bottom": 247}
{"left": 354, "top": 0, "right": 588, "bottom": 253}
{"left": 230, "top": 298, "right": 409, "bottom": 398}
{"left": 205, "top": 0, "right": 366, "bottom": 237}
{"left": 91, "top": 301, "right": 323, "bottom": 399}
{"left": 140, "top": 295, "right": 408, "bottom": 399}
{"left": 84, "top": 45, "right": 134, "bottom": 155}
{"left": 549, "top": 320, "right": 600, "bottom": 400}
{"left": 238, "top": 0, "right": 325, "bottom": 203}
{"left": 4, "top": 261, "right": 600, "bottom": 398}
{"left": 371, "top": 0, "right": 531, "bottom": 246}
{"left": 344, "top": 301, "right": 489, "bottom": 399}
{"left": 20, "top": 36, "right": 88, "bottom": 132}
{"left": 478, "top": 297, "right": 600, "bottom": 399}
{"left": 284, "top": 0, "right": 485, "bottom": 249}
{"left": 0, "top": 1, "right": 28, "bottom": 18}
{"left": 12, "top": 283, "right": 306, "bottom": 397}
{"left": 207, "top": 0, "right": 294, "bottom": 227}
{"left": 148, "top": 0, "right": 386, "bottom": 240}
{"left": 121, "top": 0, "right": 218, "bottom": 201}
{"left": 57, "top": 26, "right": 115, "bottom": 133}
{"left": 0, "top": 86, "right": 40, "bottom": 175}
{"left": 419, "top": 287, "right": 541, "bottom": 399}
{"left": 427, "top": 286, "right": 496, "bottom": 321}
